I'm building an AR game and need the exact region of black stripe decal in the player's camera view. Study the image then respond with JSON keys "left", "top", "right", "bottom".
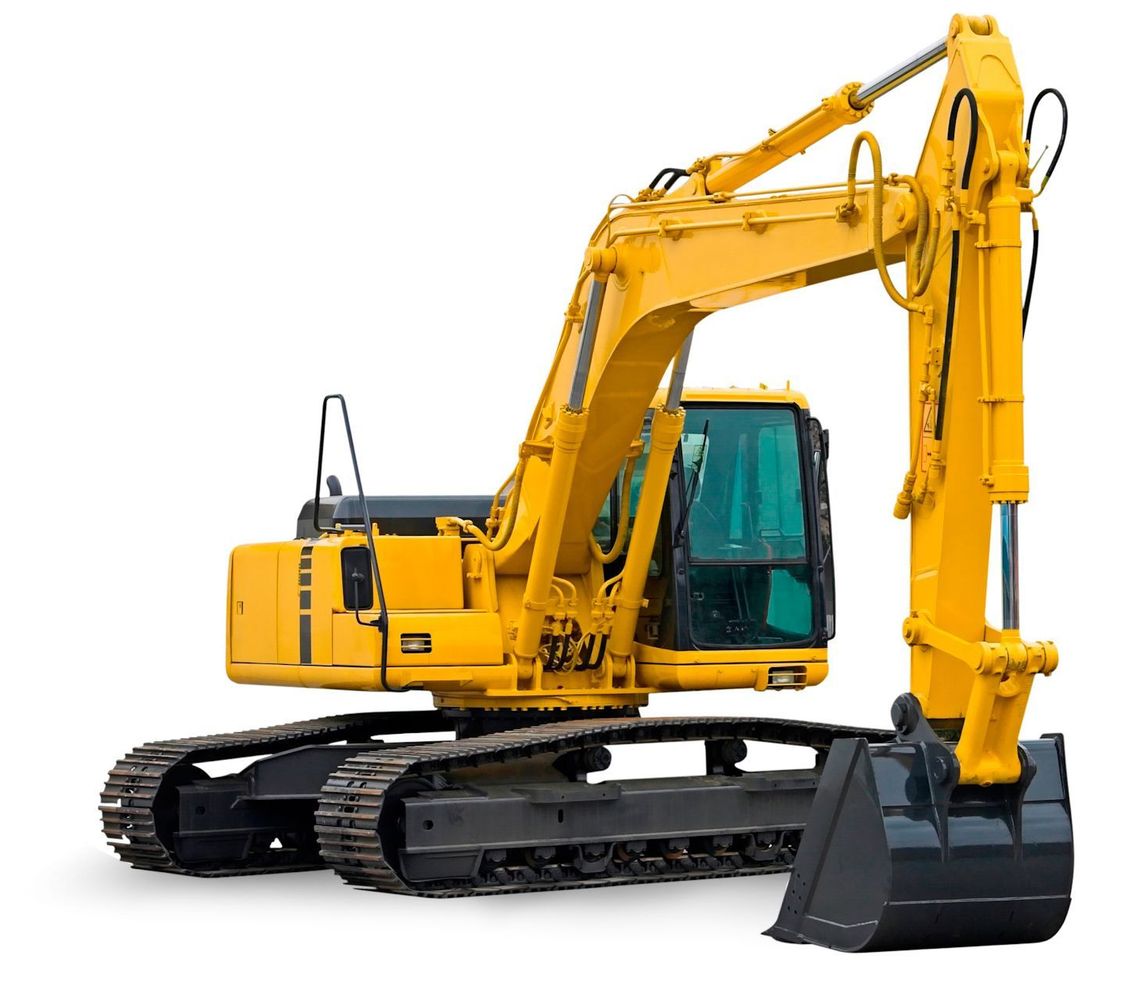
{"left": 299, "top": 544, "right": 314, "bottom": 664}
{"left": 299, "top": 614, "right": 311, "bottom": 664}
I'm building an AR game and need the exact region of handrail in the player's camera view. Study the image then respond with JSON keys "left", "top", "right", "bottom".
{"left": 314, "top": 394, "right": 414, "bottom": 692}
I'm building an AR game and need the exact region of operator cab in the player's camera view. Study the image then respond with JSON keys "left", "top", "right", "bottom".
{"left": 595, "top": 388, "right": 835, "bottom": 653}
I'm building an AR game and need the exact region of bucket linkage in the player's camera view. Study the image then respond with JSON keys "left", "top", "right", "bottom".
{"left": 767, "top": 694, "right": 1073, "bottom": 951}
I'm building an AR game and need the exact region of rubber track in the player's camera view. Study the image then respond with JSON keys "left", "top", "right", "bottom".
{"left": 101, "top": 710, "right": 447, "bottom": 876}
{"left": 315, "top": 715, "right": 891, "bottom": 897}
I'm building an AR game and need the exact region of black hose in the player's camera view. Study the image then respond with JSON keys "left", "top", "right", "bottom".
{"left": 592, "top": 633, "right": 608, "bottom": 669}
{"left": 647, "top": 167, "right": 689, "bottom": 192}
{"left": 1025, "top": 88, "right": 1068, "bottom": 186}
{"left": 1021, "top": 224, "right": 1040, "bottom": 337}
{"left": 577, "top": 634, "right": 595, "bottom": 667}
{"left": 935, "top": 89, "right": 979, "bottom": 442}
{"left": 575, "top": 632, "right": 607, "bottom": 670}
{"left": 1021, "top": 88, "right": 1067, "bottom": 337}
{"left": 934, "top": 237, "right": 963, "bottom": 441}
{"left": 544, "top": 634, "right": 561, "bottom": 673}
{"left": 947, "top": 88, "right": 979, "bottom": 189}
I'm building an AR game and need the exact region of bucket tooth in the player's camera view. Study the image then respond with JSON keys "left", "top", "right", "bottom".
{"left": 766, "top": 723, "right": 1073, "bottom": 951}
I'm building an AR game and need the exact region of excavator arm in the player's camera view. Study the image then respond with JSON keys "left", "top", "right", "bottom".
{"left": 901, "top": 17, "right": 1057, "bottom": 786}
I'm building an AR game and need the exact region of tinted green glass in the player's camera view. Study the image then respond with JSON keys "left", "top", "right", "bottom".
{"left": 682, "top": 407, "right": 807, "bottom": 561}
{"left": 682, "top": 407, "right": 815, "bottom": 647}
{"left": 688, "top": 564, "right": 814, "bottom": 645}
{"left": 598, "top": 427, "right": 663, "bottom": 577}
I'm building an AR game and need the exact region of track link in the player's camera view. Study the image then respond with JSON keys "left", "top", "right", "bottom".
{"left": 101, "top": 710, "right": 446, "bottom": 876}
{"left": 315, "top": 715, "right": 890, "bottom": 897}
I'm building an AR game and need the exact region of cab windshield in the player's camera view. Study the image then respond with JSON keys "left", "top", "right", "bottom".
{"left": 681, "top": 406, "right": 814, "bottom": 646}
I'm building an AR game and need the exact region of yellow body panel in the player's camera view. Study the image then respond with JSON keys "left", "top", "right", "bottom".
{"left": 367, "top": 536, "right": 464, "bottom": 609}
{"left": 228, "top": 533, "right": 503, "bottom": 667}
{"left": 228, "top": 661, "right": 514, "bottom": 694}
{"left": 229, "top": 545, "right": 278, "bottom": 664}
{"left": 331, "top": 611, "right": 503, "bottom": 668}
{"left": 635, "top": 645, "right": 829, "bottom": 692}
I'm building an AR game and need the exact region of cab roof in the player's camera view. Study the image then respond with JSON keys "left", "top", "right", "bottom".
{"left": 650, "top": 385, "right": 810, "bottom": 410}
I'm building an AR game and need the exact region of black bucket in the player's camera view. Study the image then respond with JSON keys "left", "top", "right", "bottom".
{"left": 766, "top": 708, "right": 1073, "bottom": 951}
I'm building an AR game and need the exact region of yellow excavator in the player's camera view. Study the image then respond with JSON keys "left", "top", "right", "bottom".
{"left": 102, "top": 14, "right": 1072, "bottom": 951}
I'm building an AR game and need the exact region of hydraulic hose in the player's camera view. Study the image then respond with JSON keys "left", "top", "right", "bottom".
{"left": 1025, "top": 88, "right": 1068, "bottom": 195}
{"left": 450, "top": 454, "right": 528, "bottom": 551}
{"left": 841, "top": 133, "right": 926, "bottom": 314}
{"left": 589, "top": 454, "right": 638, "bottom": 564}
{"left": 895, "top": 173, "right": 940, "bottom": 298}
{"left": 934, "top": 88, "right": 979, "bottom": 442}
{"left": 1022, "top": 88, "right": 1067, "bottom": 336}
{"left": 1021, "top": 213, "right": 1039, "bottom": 338}
{"left": 949, "top": 88, "right": 979, "bottom": 189}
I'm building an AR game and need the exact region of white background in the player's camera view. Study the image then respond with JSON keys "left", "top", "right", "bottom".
{"left": 3, "top": 1, "right": 1126, "bottom": 995}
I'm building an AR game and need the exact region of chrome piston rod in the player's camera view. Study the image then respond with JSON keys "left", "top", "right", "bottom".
{"left": 568, "top": 277, "right": 607, "bottom": 410}
{"left": 664, "top": 332, "right": 694, "bottom": 412}
{"left": 1000, "top": 501, "right": 1020, "bottom": 630}
{"left": 851, "top": 38, "right": 947, "bottom": 108}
